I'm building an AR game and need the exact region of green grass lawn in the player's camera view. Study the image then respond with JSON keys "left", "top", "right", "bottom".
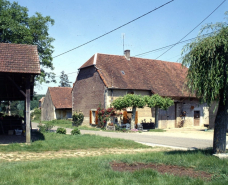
{"left": 0, "top": 132, "right": 149, "bottom": 153}
{"left": 0, "top": 149, "right": 227, "bottom": 184}
{"left": 33, "top": 119, "right": 101, "bottom": 131}
{"left": 148, "top": 129, "right": 166, "bottom": 132}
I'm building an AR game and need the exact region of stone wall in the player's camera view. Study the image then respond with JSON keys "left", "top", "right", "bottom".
{"left": 158, "top": 99, "right": 210, "bottom": 129}
{"left": 107, "top": 89, "right": 153, "bottom": 124}
{"left": 72, "top": 66, "right": 106, "bottom": 125}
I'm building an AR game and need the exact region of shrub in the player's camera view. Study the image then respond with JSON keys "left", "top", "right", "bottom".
{"left": 71, "top": 127, "right": 81, "bottom": 135}
{"left": 72, "top": 112, "right": 84, "bottom": 126}
{"left": 31, "top": 108, "right": 41, "bottom": 121}
{"left": 115, "top": 125, "right": 121, "bottom": 131}
{"left": 38, "top": 122, "right": 54, "bottom": 133}
{"left": 56, "top": 127, "right": 66, "bottom": 134}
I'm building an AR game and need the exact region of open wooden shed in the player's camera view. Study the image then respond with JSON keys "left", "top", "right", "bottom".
{"left": 0, "top": 43, "right": 40, "bottom": 143}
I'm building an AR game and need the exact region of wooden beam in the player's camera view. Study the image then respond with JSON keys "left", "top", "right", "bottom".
{"left": 6, "top": 75, "right": 26, "bottom": 97}
{"left": 26, "top": 76, "right": 31, "bottom": 143}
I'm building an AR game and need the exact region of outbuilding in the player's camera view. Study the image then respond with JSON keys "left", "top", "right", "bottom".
{"left": 41, "top": 87, "right": 72, "bottom": 121}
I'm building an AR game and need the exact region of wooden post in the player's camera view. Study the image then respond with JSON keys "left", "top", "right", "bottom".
{"left": 24, "top": 100, "right": 26, "bottom": 124}
{"left": 155, "top": 106, "right": 159, "bottom": 128}
{"left": 26, "top": 76, "right": 31, "bottom": 143}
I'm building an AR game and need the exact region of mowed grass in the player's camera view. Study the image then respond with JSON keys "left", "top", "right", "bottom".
{"left": 148, "top": 129, "right": 166, "bottom": 132}
{"left": 0, "top": 149, "right": 228, "bottom": 184}
{"left": 33, "top": 119, "right": 101, "bottom": 131}
{"left": 0, "top": 132, "right": 149, "bottom": 152}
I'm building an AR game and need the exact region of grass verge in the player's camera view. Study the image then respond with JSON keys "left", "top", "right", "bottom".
{"left": 0, "top": 149, "right": 227, "bottom": 184}
{"left": 33, "top": 119, "right": 101, "bottom": 131}
{"left": 148, "top": 129, "right": 166, "bottom": 132}
{"left": 0, "top": 131, "right": 149, "bottom": 152}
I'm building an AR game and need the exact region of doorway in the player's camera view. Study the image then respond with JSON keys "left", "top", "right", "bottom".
{"left": 194, "top": 111, "right": 200, "bottom": 126}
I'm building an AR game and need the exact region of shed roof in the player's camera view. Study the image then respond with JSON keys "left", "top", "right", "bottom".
{"left": 80, "top": 53, "right": 193, "bottom": 97}
{"left": 0, "top": 43, "right": 40, "bottom": 74}
{"left": 49, "top": 87, "right": 72, "bottom": 109}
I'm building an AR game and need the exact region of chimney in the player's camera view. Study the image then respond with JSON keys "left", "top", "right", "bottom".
{"left": 124, "top": 50, "right": 130, "bottom": 60}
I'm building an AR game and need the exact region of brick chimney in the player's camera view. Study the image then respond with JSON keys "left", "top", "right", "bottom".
{"left": 124, "top": 50, "right": 130, "bottom": 60}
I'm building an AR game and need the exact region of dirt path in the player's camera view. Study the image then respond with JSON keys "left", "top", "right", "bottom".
{"left": 0, "top": 147, "right": 172, "bottom": 162}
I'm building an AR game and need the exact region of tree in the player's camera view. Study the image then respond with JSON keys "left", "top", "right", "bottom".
{"left": 112, "top": 94, "right": 146, "bottom": 129}
{"left": 0, "top": 0, "right": 55, "bottom": 83}
{"left": 112, "top": 94, "right": 174, "bottom": 129}
{"left": 181, "top": 12, "right": 228, "bottom": 154}
{"left": 144, "top": 94, "right": 174, "bottom": 128}
{"left": 59, "top": 71, "right": 71, "bottom": 87}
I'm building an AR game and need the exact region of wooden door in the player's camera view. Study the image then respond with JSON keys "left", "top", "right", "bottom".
{"left": 194, "top": 111, "right": 200, "bottom": 126}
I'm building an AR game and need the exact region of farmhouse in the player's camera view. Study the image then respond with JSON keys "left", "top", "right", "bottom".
{"left": 41, "top": 87, "right": 72, "bottom": 121}
{"left": 72, "top": 50, "right": 216, "bottom": 129}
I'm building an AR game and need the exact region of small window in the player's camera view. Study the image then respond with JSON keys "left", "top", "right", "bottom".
{"left": 127, "top": 90, "right": 134, "bottom": 94}
{"left": 121, "top": 71, "right": 125, "bottom": 75}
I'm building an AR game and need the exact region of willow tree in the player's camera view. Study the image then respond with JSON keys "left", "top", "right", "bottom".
{"left": 111, "top": 94, "right": 146, "bottom": 129}
{"left": 182, "top": 13, "right": 228, "bottom": 154}
{"left": 144, "top": 94, "right": 174, "bottom": 128}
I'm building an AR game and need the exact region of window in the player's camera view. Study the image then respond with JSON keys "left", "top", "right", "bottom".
{"left": 127, "top": 90, "right": 134, "bottom": 94}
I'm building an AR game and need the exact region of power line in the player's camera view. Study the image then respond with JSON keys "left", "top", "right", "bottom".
{"left": 134, "top": 32, "right": 212, "bottom": 57}
{"left": 55, "top": 71, "right": 78, "bottom": 78}
{"left": 54, "top": 32, "right": 214, "bottom": 78}
{"left": 154, "top": 0, "right": 226, "bottom": 60}
{"left": 53, "top": 0, "right": 174, "bottom": 59}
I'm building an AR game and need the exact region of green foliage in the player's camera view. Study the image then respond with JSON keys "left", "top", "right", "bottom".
{"left": 72, "top": 112, "right": 84, "bottom": 126}
{"left": 0, "top": 0, "right": 55, "bottom": 83}
{"left": 71, "top": 127, "right": 81, "bottom": 135}
{"left": 59, "top": 71, "right": 71, "bottom": 87}
{"left": 31, "top": 108, "right": 41, "bottom": 121}
{"left": 144, "top": 94, "right": 174, "bottom": 110}
{"left": 181, "top": 12, "right": 228, "bottom": 105}
{"left": 56, "top": 127, "right": 66, "bottom": 134}
{"left": 38, "top": 122, "right": 54, "bottom": 133}
{"left": 112, "top": 94, "right": 173, "bottom": 110}
{"left": 112, "top": 94, "right": 146, "bottom": 110}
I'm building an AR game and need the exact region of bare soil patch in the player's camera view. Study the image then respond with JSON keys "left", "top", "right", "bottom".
{"left": 0, "top": 147, "right": 172, "bottom": 162}
{"left": 111, "top": 162, "right": 213, "bottom": 180}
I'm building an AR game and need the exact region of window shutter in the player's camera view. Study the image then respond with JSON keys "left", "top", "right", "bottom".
{"left": 89, "top": 110, "right": 92, "bottom": 124}
{"left": 123, "top": 111, "right": 128, "bottom": 124}
{"left": 135, "top": 111, "right": 138, "bottom": 125}
{"left": 95, "top": 111, "right": 98, "bottom": 125}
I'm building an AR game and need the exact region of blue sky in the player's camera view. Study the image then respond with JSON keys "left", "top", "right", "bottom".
{"left": 9, "top": 0, "right": 228, "bottom": 94}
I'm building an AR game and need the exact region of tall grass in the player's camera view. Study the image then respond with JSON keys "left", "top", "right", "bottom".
{"left": 0, "top": 150, "right": 227, "bottom": 184}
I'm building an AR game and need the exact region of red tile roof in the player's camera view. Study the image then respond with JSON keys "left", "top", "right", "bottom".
{"left": 80, "top": 53, "right": 193, "bottom": 97}
{"left": 0, "top": 43, "right": 40, "bottom": 74}
{"left": 49, "top": 87, "right": 72, "bottom": 109}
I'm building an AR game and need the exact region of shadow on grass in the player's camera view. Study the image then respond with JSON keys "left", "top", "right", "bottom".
{"left": 164, "top": 148, "right": 213, "bottom": 156}
{"left": 31, "top": 130, "right": 45, "bottom": 142}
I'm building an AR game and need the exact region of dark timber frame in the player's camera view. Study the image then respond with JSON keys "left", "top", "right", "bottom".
{"left": 0, "top": 72, "right": 36, "bottom": 143}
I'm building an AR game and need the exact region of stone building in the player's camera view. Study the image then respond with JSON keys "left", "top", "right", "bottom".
{"left": 72, "top": 50, "right": 215, "bottom": 129}
{"left": 41, "top": 87, "right": 72, "bottom": 121}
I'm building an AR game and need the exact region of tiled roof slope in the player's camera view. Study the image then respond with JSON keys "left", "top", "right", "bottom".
{"left": 49, "top": 87, "right": 72, "bottom": 109}
{"left": 80, "top": 53, "right": 193, "bottom": 97}
{"left": 0, "top": 43, "right": 40, "bottom": 74}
